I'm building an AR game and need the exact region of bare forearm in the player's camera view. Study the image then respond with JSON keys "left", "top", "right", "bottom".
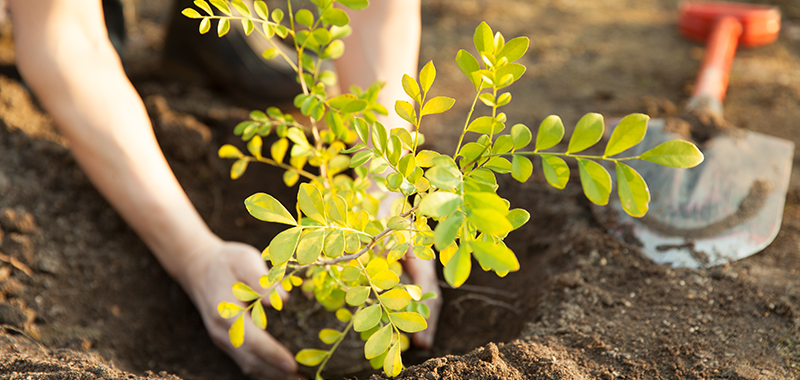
{"left": 9, "top": 0, "right": 218, "bottom": 281}
{"left": 336, "top": 0, "right": 421, "bottom": 129}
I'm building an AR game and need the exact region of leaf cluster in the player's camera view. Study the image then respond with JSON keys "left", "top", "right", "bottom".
{"left": 183, "top": 2, "right": 704, "bottom": 378}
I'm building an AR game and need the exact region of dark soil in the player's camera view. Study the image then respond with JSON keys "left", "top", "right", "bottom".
{"left": 2, "top": 0, "right": 800, "bottom": 379}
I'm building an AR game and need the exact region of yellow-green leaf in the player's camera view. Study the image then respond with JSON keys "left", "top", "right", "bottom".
{"left": 389, "top": 312, "right": 427, "bottom": 333}
{"left": 296, "top": 349, "right": 329, "bottom": 367}
{"left": 567, "top": 113, "right": 604, "bottom": 154}
{"left": 379, "top": 288, "right": 412, "bottom": 310}
{"left": 298, "top": 183, "right": 326, "bottom": 224}
{"left": 605, "top": 113, "right": 649, "bottom": 157}
{"left": 346, "top": 286, "right": 371, "bottom": 306}
{"left": 341, "top": 265, "right": 361, "bottom": 283}
{"left": 354, "top": 304, "right": 382, "bottom": 332}
{"left": 421, "top": 96, "right": 455, "bottom": 117}
{"left": 371, "top": 269, "right": 400, "bottom": 290}
{"left": 511, "top": 123, "right": 532, "bottom": 150}
{"left": 271, "top": 138, "right": 289, "bottom": 163}
{"left": 321, "top": 7, "right": 349, "bottom": 27}
{"left": 616, "top": 162, "right": 650, "bottom": 218}
{"left": 268, "top": 226, "right": 302, "bottom": 265}
{"left": 473, "top": 22, "right": 494, "bottom": 55}
{"left": 283, "top": 170, "right": 299, "bottom": 187}
{"left": 639, "top": 140, "right": 704, "bottom": 168}
{"left": 383, "top": 341, "right": 403, "bottom": 377}
{"left": 229, "top": 314, "right": 245, "bottom": 347}
{"left": 497, "top": 36, "right": 529, "bottom": 63}
{"left": 254, "top": 0, "right": 268, "bottom": 19}
{"left": 182, "top": 8, "right": 203, "bottom": 18}
{"left": 231, "top": 158, "right": 248, "bottom": 179}
{"left": 251, "top": 301, "right": 267, "bottom": 329}
{"left": 416, "top": 150, "right": 440, "bottom": 167}
{"left": 319, "top": 329, "right": 342, "bottom": 345}
{"left": 395, "top": 100, "right": 417, "bottom": 126}
{"left": 231, "top": 0, "right": 250, "bottom": 16}
{"left": 296, "top": 228, "right": 324, "bottom": 265}
{"left": 511, "top": 155, "right": 533, "bottom": 182}
{"left": 456, "top": 49, "right": 481, "bottom": 90}
{"left": 217, "top": 18, "right": 231, "bottom": 37}
{"left": 541, "top": 154, "right": 569, "bottom": 189}
{"left": 434, "top": 212, "right": 464, "bottom": 251}
{"left": 232, "top": 282, "right": 260, "bottom": 302}
{"left": 218, "top": 144, "right": 244, "bottom": 159}
{"left": 199, "top": 17, "right": 211, "bottom": 34}
{"left": 467, "top": 208, "right": 513, "bottom": 236}
{"left": 576, "top": 158, "right": 612, "bottom": 206}
{"left": 402, "top": 74, "right": 421, "bottom": 104}
{"left": 418, "top": 191, "right": 460, "bottom": 218}
{"left": 412, "top": 245, "right": 435, "bottom": 260}
{"left": 194, "top": 0, "right": 213, "bottom": 15}
{"left": 209, "top": 0, "right": 231, "bottom": 15}
{"left": 467, "top": 116, "right": 504, "bottom": 135}
{"left": 365, "top": 324, "right": 392, "bottom": 359}
{"left": 336, "top": 308, "right": 353, "bottom": 322}
{"left": 337, "top": 0, "right": 369, "bottom": 10}
{"left": 295, "top": 9, "right": 314, "bottom": 27}
{"left": 471, "top": 240, "right": 519, "bottom": 273}
{"left": 323, "top": 228, "right": 345, "bottom": 258}
{"left": 419, "top": 60, "right": 436, "bottom": 94}
{"left": 443, "top": 245, "right": 471, "bottom": 288}
{"left": 269, "top": 288, "right": 283, "bottom": 311}
{"left": 218, "top": 301, "right": 244, "bottom": 319}
{"left": 245, "top": 193, "right": 297, "bottom": 225}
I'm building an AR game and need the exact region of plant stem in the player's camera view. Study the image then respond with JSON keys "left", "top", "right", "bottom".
{"left": 454, "top": 82, "right": 484, "bottom": 157}
{"left": 315, "top": 304, "right": 362, "bottom": 379}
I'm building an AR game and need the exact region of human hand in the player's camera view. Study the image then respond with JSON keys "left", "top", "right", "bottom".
{"left": 401, "top": 251, "right": 442, "bottom": 349}
{"left": 176, "top": 239, "right": 299, "bottom": 380}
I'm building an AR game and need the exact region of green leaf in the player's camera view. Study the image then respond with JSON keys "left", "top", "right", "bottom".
{"left": 379, "top": 288, "right": 412, "bottom": 310}
{"left": 507, "top": 208, "right": 530, "bottom": 230}
{"left": 199, "top": 17, "right": 211, "bottom": 34}
{"left": 413, "top": 245, "right": 435, "bottom": 260}
{"left": 496, "top": 92, "right": 512, "bottom": 107}
{"left": 268, "top": 227, "right": 302, "bottom": 265}
{"left": 323, "top": 39, "right": 345, "bottom": 59}
{"left": 182, "top": 8, "right": 203, "bottom": 19}
{"left": 511, "top": 155, "right": 533, "bottom": 182}
{"left": 616, "top": 162, "right": 650, "bottom": 218}
{"left": 497, "top": 36, "right": 529, "bottom": 63}
{"left": 251, "top": 301, "right": 267, "bottom": 329}
{"left": 541, "top": 154, "right": 569, "bottom": 189}
{"left": 217, "top": 302, "right": 244, "bottom": 318}
{"left": 395, "top": 100, "right": 417, "bottom": 126}
{"left": 419, "top": 61, "right": 436, "bottom": 94}
{"left": 470, "top": 240, "right": 520, "bottom": 272}
{"left": 387, "top": 135, "right": 402, "bottom": 166}
{"left": 372, "top": 122, "right": 389, "bottom": 154}
{"left": 384, "top": 341, "right": 403, "bottom": 377}
{"left": 456, "top": 49, "right": 481, "bottom": 90}
{"left": 271, "top": 8, "right": 284, "bottom": 23}
{"left": 350, "top": 150, "right": 374, "bottom": 168}
{"left": 296, "top": 228, "right": 324, "bottom": 265}
{"left": 365, "top": 324, "right": 392, "bottom": 359}
{"left": 269, "top": 288, "right": 283, "bottom": 311}
{"left": 425, "top": 167, "right": 461, "bottom": 190}
{"left": 298, "top": 183, "right": 326, "bottom": 224}
{"left": 262, "top": 47, "right": 278, "bottom": 60}
{"left": 346, "top": 286, "right": 371, "bottom": 306}
{"left": 296, "top": 349, "right": 329, "bottom": 367}
{"left": 467, "top": 208, "right": 513, "bottom": 236}
{"left": 231, "top": 0, "right": 250, "bottom": 16}
{"left": 473, "top": 22, "right": 494, "bottom": 55}
{"left": 605, "top": 113, "right": 649, "bottom": 157}
{"left": 229, "top": 314, "right": 245, "bottom": 347}
{"left": 319, "top": 329, "right": 341, "bottom": 345}
{"left": 353, "top": 304, "right": 382, "bottom": 332}
{"left": 567, "top": 113, "right": 604, "bottom": 154}
{"left": 245, "top": 193, "right": 297, "bottom": 225}
{"left": 389, "top": 312, "right": 427, "bottom": 333}
{"left": 443, "top": 245, "right": 471, "bottom": 288}
{"left": 418, "top": 191, "right": 460, "bottom": 218}
{"left": 312, "top": 28, "right": 331, "bottom": 45}
{"left": 434, "top": 212, "right": 464, "bottom": 250}
{"left": 402, "top": 74, "right": 421, "bottom": 104}
{"left": 484, "top": 157, "right": 512, "bottom": 174}
{"left": 421, "top": 96, "right": 455, "bottom": 116}
{"left": 322, "top": 8, "right": 349, "bottom": 27}
{"left": 397, "top": 154, "right": 416, "bottom": 178}
{"left": 337, "top": 0, "right": 369, "bottom": 10}
{"left": 576, "top": 158, "right": 612, "bottom": 206}
{"left": 231, "top": 159, "right": 248, "bottom": 179}
{"left": 209, "top": 0, "right": 231, "bottom": 15}
{"left": 495, "top": 63, "right": 525, "bottom": 85}
{"left": 639, "top": 140, "right": 704, "bottom": 168}
{"left": 241, "top": 19, "right": 254, "bottom": 35}
{"left": 194, "top": 0, "right": 213, "bottom": 15}
{"left": 341, "top": 266, "right": 361, "bottom": 282}
{"left": 416, "top": 150, "right": 440, "bottom": 168}
{"left": 323, "top": 229, "right": 345, "bottom": 258}
{"left": 511, "top": 123, "right": 532, "bottom": 150}
{"left": 283, "top": 170, "right": 299, "bottom": 187}
{"left": 327, "top": 195, "right": 348, "bottom": 226}
{"left": 467, "top": 116, "right": 504, "bottom": 135}
{"left": 232, "top": 282, "right": 260, "bottom": 302}
{"left": 254, "top": 1, "right": 268, "bottom": 19}
{"left": 371, "top": 269, "right": 400, "bottom": 290}
{"left": 296, "top": 9, "right": 314, "bottom": 28}
{"left": 218, "top": 144, "right": 244, "bottom": 159}
{"left": 217, "top": 18, "right": 231, "bottom": 37}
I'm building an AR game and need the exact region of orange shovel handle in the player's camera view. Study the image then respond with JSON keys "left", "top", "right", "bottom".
{"left": 692, "top": 16, "right": 742, "bottom": 103}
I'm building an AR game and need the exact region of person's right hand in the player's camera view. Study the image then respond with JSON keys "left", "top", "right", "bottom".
{"left": 176, "top": 239, "right": 299, "bottom": 380}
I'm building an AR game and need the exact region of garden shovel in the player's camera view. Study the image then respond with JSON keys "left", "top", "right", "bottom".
{"left": 603, "top": 1, "right": 794, "bottom": 268}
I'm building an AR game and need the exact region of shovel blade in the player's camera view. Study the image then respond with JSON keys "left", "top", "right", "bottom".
{"left": 605, "top": 119, "right": 794, "bottom": 268}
